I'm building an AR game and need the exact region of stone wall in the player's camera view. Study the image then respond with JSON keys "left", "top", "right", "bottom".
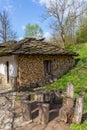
{"left": 17, "top": 55, "right": 44, "bottom": 88}
{"left": 17, "top": 55, "right": 75, "bottom": 89}
{"left": 0, "top": 92, "right": 16, "bottom": 130}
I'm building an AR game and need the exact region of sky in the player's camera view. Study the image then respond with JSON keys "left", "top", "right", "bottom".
{"left": 0, "top": 0, "right": 52, "bottom": 40}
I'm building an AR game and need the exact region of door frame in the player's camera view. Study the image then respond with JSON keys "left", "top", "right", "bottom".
{"left": 6, "top": 61, "right": 9, "bottom": 83}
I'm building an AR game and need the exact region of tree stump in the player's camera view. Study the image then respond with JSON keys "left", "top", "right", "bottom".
{"left": 21, "top": 100, "right": 32, "bottom": 121}
{"left": 73, "top": 92, "right": 85, "bottom": 124}
{"left": 38, "top": 103, "right": 49, "bottom": 124}
{"left": 66, "top": 83, "right": 74, "bottom": 99}
{"left": 58, "top": 97, "right": 74, "bottom": 123}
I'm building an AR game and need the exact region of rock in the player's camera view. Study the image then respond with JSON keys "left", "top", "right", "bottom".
{"left": 37, "top": 81, "right": 43, "bottom": 87}
{"left": 0, "top": 92, "right": 16, "bottom": 130}
{"left": 14, "top": 116, "right": 23, "bottom": 128}
{"left": 53, "top": 78, "right": 57, "bottom": 82}
{"left": 5, "top": 122, "right": 12, "bottom": 130}
{"left": 49, "top": 79, "right": 53, "bottom": 84}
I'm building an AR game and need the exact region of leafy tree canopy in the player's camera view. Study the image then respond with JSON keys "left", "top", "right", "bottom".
{"left": 76, "top": 17, "right": 87, "bottom": 43}
{"left": 24, "top": 23, "right": 43, "bottom": 39}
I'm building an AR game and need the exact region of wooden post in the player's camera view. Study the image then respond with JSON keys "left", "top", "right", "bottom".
{"left": 38, "top": 103, "right": 49, "bottom": 124}
{"left": 35, "top": 91, "right": 44, "bottom": 102}
{"left": 73, "top": 92, "right": 85, "bottom": 124}
{"left": 66, "top": 83, "right": 74, "bottom": 99}
{"left": 21, "top": 100, "right": 32, "bottom": 121}
{"left": 58, "top": 97, "right": 74, "bottom": 123}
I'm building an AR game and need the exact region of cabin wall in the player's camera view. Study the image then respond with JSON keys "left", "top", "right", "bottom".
{"left": 17, "top": 55, "right": 75, "bottom": 89}
{"left": 0, "top": 55, "right": 18, "bottom": 88}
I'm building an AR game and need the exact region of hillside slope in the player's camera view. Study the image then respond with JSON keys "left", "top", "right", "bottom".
{"left": 44, "top": 43, "right": 87, "bottom": 130}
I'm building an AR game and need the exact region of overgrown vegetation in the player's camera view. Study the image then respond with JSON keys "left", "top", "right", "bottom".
{"left": 44, "top": 0, "right": 87, "bottom": 47}
{"left": 43, "top": 42, "right": 87, "bottom": 130}
{"left": 24, "top": 23, "right": 43, "bottom": 39}
{"left": 76, "top": 17, "right": 87, "bottom": 43}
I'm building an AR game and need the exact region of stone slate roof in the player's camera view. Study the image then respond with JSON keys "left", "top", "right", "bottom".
{"left": 0, "top": 37, "right": 78, "bottom": 56}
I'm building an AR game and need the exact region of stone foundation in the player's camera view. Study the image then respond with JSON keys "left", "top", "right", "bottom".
{"left": 0, "top": 92, "right": 16, "bottom": 130}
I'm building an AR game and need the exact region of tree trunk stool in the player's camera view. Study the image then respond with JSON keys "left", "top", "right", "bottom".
{"left": 38, "top": 103, "right": 49, "bottom": 124}
{"left": 21, "top": 100, "right": 32, "bottom": 121}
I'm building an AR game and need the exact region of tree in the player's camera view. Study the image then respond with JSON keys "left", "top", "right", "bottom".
{"left": 24, "top": 23, "right": 43, "bottom": 39}
{"left": 76, "top": 17, "right": 87, "bottom": 43}
{"left": 44, "top": 0, "right": 87, "bottom": 47}
{"left": 0, "top": 11, "right": 17, "bottom": 43}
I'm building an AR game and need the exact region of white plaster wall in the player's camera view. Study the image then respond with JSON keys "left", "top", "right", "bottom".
{"left": 0, "top": 55, "right": 18, "bottom": 77}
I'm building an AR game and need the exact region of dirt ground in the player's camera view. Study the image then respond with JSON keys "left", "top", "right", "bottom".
{"left": 14, "top": 101, "right": 72, "bottom": 130}
{"left": 16, "top": 120, "right": 72, "bottom": 130}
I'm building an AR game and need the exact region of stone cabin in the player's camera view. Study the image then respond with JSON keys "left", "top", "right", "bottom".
{"left": 0, "top": 38, "right": 77, "bottom": 90}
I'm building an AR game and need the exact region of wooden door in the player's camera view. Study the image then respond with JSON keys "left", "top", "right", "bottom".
{"left": 6, "top": 61, "right": 9, "bottom": 83}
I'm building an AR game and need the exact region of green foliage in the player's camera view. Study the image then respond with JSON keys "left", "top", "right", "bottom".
{"left": 76, "top": 18, "right": 87, "bottom": 43}
{"left": 24, "top": 23, "right": 43, "bottom": 39}
{"left": 71, "top": 121, "right": 87, "bottom": 130}
{"left": 43, "top": 42, "right": 87, "bottom": 129}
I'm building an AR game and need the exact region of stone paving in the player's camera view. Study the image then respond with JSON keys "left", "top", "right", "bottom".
{"left": 0, "top": 89, "right": 72, "bottom": 130}
{"left": 0, "top": 90, "right": 16, "bottom": 130}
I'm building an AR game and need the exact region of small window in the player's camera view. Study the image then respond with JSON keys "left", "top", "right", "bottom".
{"left": 44, "top": 60, "right": 52, "bottom": 75}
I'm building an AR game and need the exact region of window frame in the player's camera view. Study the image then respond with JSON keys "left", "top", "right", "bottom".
{"left": 44, "top": 60, "right": 52, "bottom": 75}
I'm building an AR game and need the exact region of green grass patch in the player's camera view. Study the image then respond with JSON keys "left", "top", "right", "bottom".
{"left": 71, "top": 121, "right": 87, "bottom": 130}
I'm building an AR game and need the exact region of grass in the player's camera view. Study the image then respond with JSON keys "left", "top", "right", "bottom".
{"left": 43, "top": 42, "right": 87, "bottom": 130}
